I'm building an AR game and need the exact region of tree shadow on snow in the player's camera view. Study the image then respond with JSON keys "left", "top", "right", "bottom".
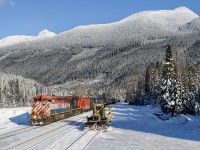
{"left": 110, "top": 103, "right": 200, "bottom": 142}
{"left": 61, "top": 119, "right": 85, "bottom": 131}
{"left": 9, "top": 112, "right": 31, "bottom": 126}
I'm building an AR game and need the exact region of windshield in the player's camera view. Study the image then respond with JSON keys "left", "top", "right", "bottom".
{"left": 34, "top": 98, "right": 41, "bottom": 102}
{"left": 43, "top": 98, "right": 52, "bottom": 102}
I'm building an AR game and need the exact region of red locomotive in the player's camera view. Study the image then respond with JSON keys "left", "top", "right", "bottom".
{"left": 30, "top": 95, "right": 90, "bottom": 125}
{"left": 30, "top": 95, "right": 118, "bottom": 125}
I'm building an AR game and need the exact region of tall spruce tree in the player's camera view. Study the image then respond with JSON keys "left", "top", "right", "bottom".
{"left": 161, "top": 45, "right": 173, "bottom": 113}
{"left": 172, "top": 52, "right": 183, "bottom": 115}
{"left": 160, "top": 44, "right": 181, "bottom": 115}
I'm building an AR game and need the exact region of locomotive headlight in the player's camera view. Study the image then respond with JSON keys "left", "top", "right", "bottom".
{"left": 33, "top": 115, "right": 36, "bottom": 119}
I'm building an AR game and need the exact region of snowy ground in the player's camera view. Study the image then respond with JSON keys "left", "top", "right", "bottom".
{"left": 91, "top": 104, "right": 200, "bottom": 150}
{"left": 0, "top": 107, "right": 31, "bottom": 134}
{"left": 0, "top": 103, "right": 200, "bottom": 150}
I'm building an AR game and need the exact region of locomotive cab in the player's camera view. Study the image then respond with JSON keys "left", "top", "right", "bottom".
{"left": 30, "top": 96, "right": 52, "bottom": 126}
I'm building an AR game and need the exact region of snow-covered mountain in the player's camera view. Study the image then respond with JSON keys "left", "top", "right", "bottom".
{"left": 0, "top": 7, "right": 198, "bottom": 48}
{"left": 179, "top": 17, "right": 200, "bottom": 32}
{"left": 0, "top": 29, "right": 56, "bottom": 48}
{"left": 53, "top": 7, "right": 198, "bottom": 46}
{"left": 0, "top": 35, "right": 35, "bottom": 48}
{"left": 0, "top": 7, "right": 199, "bottom": 90}
{"left": 37, "top": 29, "right": 56, "bottom": 38}
{"left": 120, "top": 7, "right": 198, "bottom": 28}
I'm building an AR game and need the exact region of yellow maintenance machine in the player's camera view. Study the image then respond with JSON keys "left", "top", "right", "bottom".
{"left": 84, "top": 104, "right": 112, "bottom": 130}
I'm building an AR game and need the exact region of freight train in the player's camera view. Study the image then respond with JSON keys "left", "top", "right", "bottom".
{"left": 30, "top": 95, "right": 118, "bottom": 125}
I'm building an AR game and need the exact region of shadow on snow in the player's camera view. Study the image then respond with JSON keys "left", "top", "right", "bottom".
{"left": 9, "top": 113, "right": 86, "bottom": 130}
{"left": 9, "top": 112, "right": 31, "bottom": 126}
{"left": 61, "top": 119, "right": 85, "bottom": 131}
{"left": 109, "top": 103, "right": 200, "bottom": 142}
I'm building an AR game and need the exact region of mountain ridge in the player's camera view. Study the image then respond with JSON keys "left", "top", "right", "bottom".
{"left": 0, "top": 7, "right": 199, "bottom": 92}
{"left": 56, "top": 6, "right": 198, "bottom": 46}
{"left": 0, "top": 29, "right": 56, "bottom": 48}
{"left": 0, "top": 7, "right": 198, "bottom": 48}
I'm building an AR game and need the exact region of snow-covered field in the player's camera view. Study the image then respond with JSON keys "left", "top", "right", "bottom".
{"left": 0, "top": 103, "right": 200, "bottom": 150}
{"left": 0, "top": 107, "right": 31, "bottom": 134}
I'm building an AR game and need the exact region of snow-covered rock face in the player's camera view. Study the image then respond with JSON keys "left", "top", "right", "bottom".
{"left": 0, "top": 29, "right": 56, "bottom": 48}
{"left": 179, "top": 17, "right": 200, "bottom": 32}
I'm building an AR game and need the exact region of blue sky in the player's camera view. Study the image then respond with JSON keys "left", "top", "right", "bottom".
{"left": 0, "top": 0, "right": 199, "bottom": 39}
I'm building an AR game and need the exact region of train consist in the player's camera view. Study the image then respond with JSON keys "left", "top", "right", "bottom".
{"left": 30, "top": 95, "right": 118, "bottom": 125}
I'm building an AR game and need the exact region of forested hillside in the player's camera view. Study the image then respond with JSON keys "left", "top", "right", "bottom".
{"left": 0, "top": 7, "right": 200, "bottom": 108}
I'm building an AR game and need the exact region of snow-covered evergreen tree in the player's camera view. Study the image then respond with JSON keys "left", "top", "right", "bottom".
{"left": 172, "top": 80, "right": 183, "bottom": 115}
{"left": 144, "top": 62, "right": 162, "bottom": 106}
{"left": 183, "top": 64, "right": 200, "bottom": 114}
{"left": 160, "top": 44, "right": 183, "bottom": 115}
{"left": 160, "top": 45, "right": 173, "bottom": 113}
{"left": 172, "top": 52, "right": 184, "bottom": 115}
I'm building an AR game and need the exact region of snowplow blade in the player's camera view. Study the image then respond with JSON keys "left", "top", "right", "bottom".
{"left": 84, "top": 104, "right": 111, "bottom": 130}
{"left": 84, "top": 119, "right": 108, "bottom": 130}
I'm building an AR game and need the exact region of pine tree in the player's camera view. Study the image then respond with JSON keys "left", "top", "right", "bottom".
{"left": 160, "top": 44, "right": 177, "bottom": 115}
{"left": 14, "top": 79, "right": 20, "bottom": 106}
{"left": 145, "top": 63, "right": 153, "bottom": 94}
{"left": 183, "top": 63, "right": 199, "bottom": 114}
{"left": 144, "top": 63, "right": 156, "bottom": 105}
{"left": 172, "top": 52, "right": 184, "bottom": 115}
{"left": 144, "top": 61, "right": 163, "bottom": 106}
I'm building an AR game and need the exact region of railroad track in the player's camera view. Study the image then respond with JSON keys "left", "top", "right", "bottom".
{"left": 0, "top": 118, "right": 68, "bottom": 141}
{"left": 82, "top": 130, "right": 101, "bottom": 150}
{"left": 65, "top": 130, "right": 90, "bottom": 150}
{"left": 0, "top": 117, "right": 76, "bottom": 141}
{"left": 6, "top": 118, "right": 86, "bottom": 150}
{"left": 0, "top": 126, "right": 39, "bottom": 140}
{"left": 65, "top": 129, "right": 101, "bottom": 150}
{"left": 0, "top": 111, "right": 91, "bottom": 142}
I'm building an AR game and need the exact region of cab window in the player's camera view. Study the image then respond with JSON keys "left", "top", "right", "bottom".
{"left": 34, "top": 98, "right": 41, "bottom": 102}
{"left": 43, "top": 98, "right": 52, "bottom": 102}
